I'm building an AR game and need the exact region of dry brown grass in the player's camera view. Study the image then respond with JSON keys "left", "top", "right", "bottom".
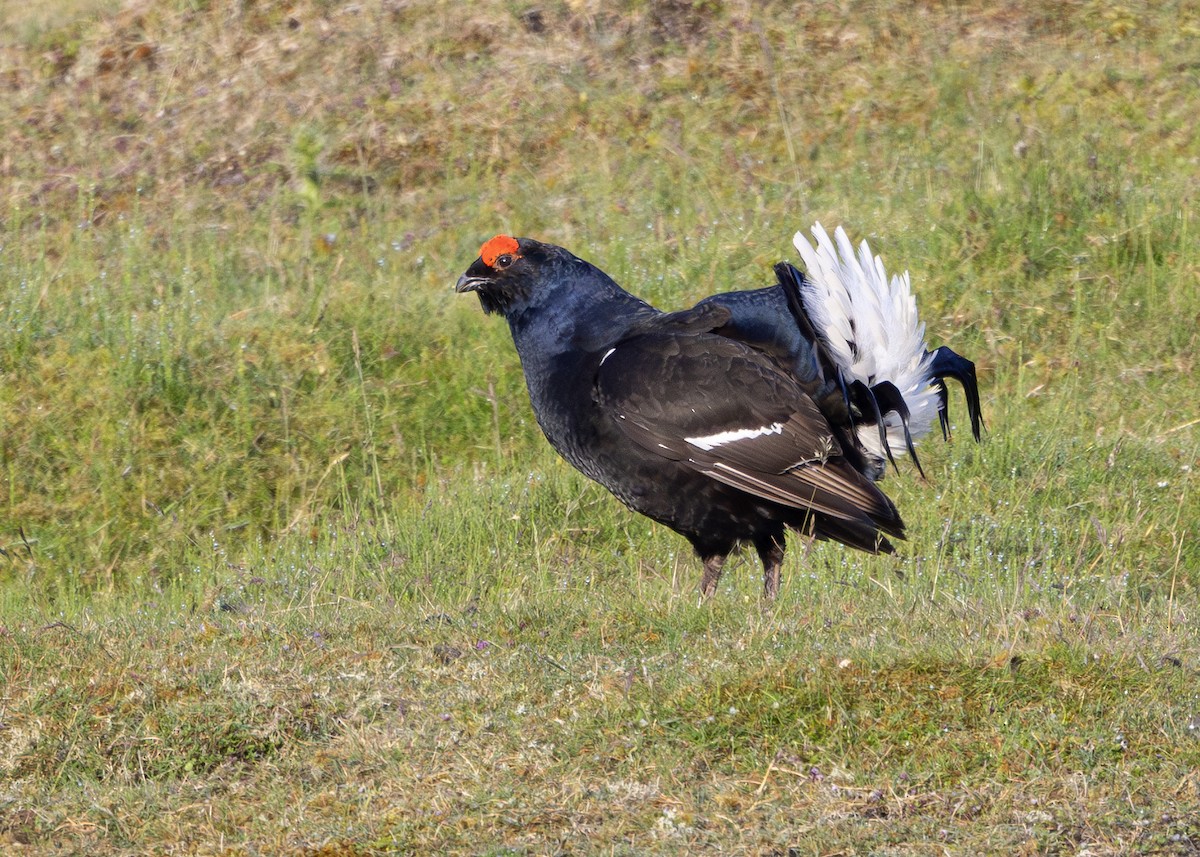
{"left": 5, "top": 0, "right": 1193, "bottom": 235}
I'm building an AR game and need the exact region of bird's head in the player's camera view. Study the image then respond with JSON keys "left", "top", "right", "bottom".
{"left": 457, "top": 234, "right": 655, "bottom": 345}
{"left": 455, "top": 235, "right": 552, "bottom": 317}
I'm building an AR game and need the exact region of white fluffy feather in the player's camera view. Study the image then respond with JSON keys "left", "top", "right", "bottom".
{"left": 792, "top": 223, "right": 941, "bottom": 461}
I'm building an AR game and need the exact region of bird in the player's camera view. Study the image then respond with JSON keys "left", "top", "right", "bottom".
{"left": 455, "top": 225, "right": 982, "bottom": 599}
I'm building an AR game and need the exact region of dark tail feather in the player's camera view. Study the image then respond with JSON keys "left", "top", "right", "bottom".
{"left": 926, "top": 346, "right": 984, "bottom": 442}
{"left": 932, "top": 378, "right": 951, "bottom": 441}
{"left": 774, "top": 262, "right": 822, "bottom": 346}
{"left": 848, "top": 379, "right": 899, "bottom": 476}
{"left": 869, "top": 380, "right": 927, "bottom": 480}
{"left": 775, "top": 260, "right": 859, "bottom": 430}
{"left": 776, "top": 261, "right": 983, "bottom": 477}
{"left": 774, "top": 262, "right": 853, "bottom": 403}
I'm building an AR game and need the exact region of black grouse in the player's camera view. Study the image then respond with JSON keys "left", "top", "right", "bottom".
{"left": 455, "top": 226, "right": 982, "bottom": 598}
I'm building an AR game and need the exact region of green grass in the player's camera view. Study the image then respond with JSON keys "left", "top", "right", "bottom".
{"left": 2, "top": 0, "right": 1200, "bottom": 852}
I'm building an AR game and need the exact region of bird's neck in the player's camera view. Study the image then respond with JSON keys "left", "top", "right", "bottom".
{"left": 506, "top": 277, "right": 657, "bottom": 444}
{"left": 508, "top": 278, "right": 657, "bottom": 361}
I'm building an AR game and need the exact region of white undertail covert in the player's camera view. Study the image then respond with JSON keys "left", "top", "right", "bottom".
{"left": 793, "top": 223, "right": 942, "bottom": 461}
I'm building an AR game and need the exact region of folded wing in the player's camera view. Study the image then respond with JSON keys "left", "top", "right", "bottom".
{"left": 594, "top": 330, "right": 905, "bottom": 548}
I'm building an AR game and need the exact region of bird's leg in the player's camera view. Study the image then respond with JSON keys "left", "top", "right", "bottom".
{"left": 699, "top": 554, "right": 727, "bottom": 599}
{"left": 756, "top": 535, "right": 786, "bottom": 600}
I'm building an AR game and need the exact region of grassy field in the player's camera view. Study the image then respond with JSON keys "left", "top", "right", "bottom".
{"left": 2, "top": 0, "right": 1199, "bottom": 852}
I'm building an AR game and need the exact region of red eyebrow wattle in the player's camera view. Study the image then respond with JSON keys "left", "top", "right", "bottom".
{"left": 480, "top": 235, "right": 520, "bottom": 266}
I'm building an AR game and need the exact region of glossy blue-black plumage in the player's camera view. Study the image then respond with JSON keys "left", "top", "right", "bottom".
{"left": 457, "top": 237, "right": 916, "bottom": 598}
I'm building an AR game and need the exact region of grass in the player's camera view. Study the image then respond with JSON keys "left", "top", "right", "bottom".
{"left": 2, "top": 0, "right": 1200, "bottom": 852}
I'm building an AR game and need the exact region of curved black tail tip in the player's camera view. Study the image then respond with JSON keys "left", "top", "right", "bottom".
{"left": 926, "top": 346, "right": 984, "bottom": 442}
{"left": 871, "top": 380, "right": 927, "bottom": 480}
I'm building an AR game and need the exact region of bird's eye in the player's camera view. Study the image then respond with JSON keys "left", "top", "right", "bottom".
{"left": 494, "top": 254, "right": 513, "bottom": 269}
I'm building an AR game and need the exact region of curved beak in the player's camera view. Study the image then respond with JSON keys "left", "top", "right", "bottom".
{"left": 456, "top": 255, "right": 490, "bottom": 293}
{"left": 456, "top": 273, "right": 485, "bottom": 293}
